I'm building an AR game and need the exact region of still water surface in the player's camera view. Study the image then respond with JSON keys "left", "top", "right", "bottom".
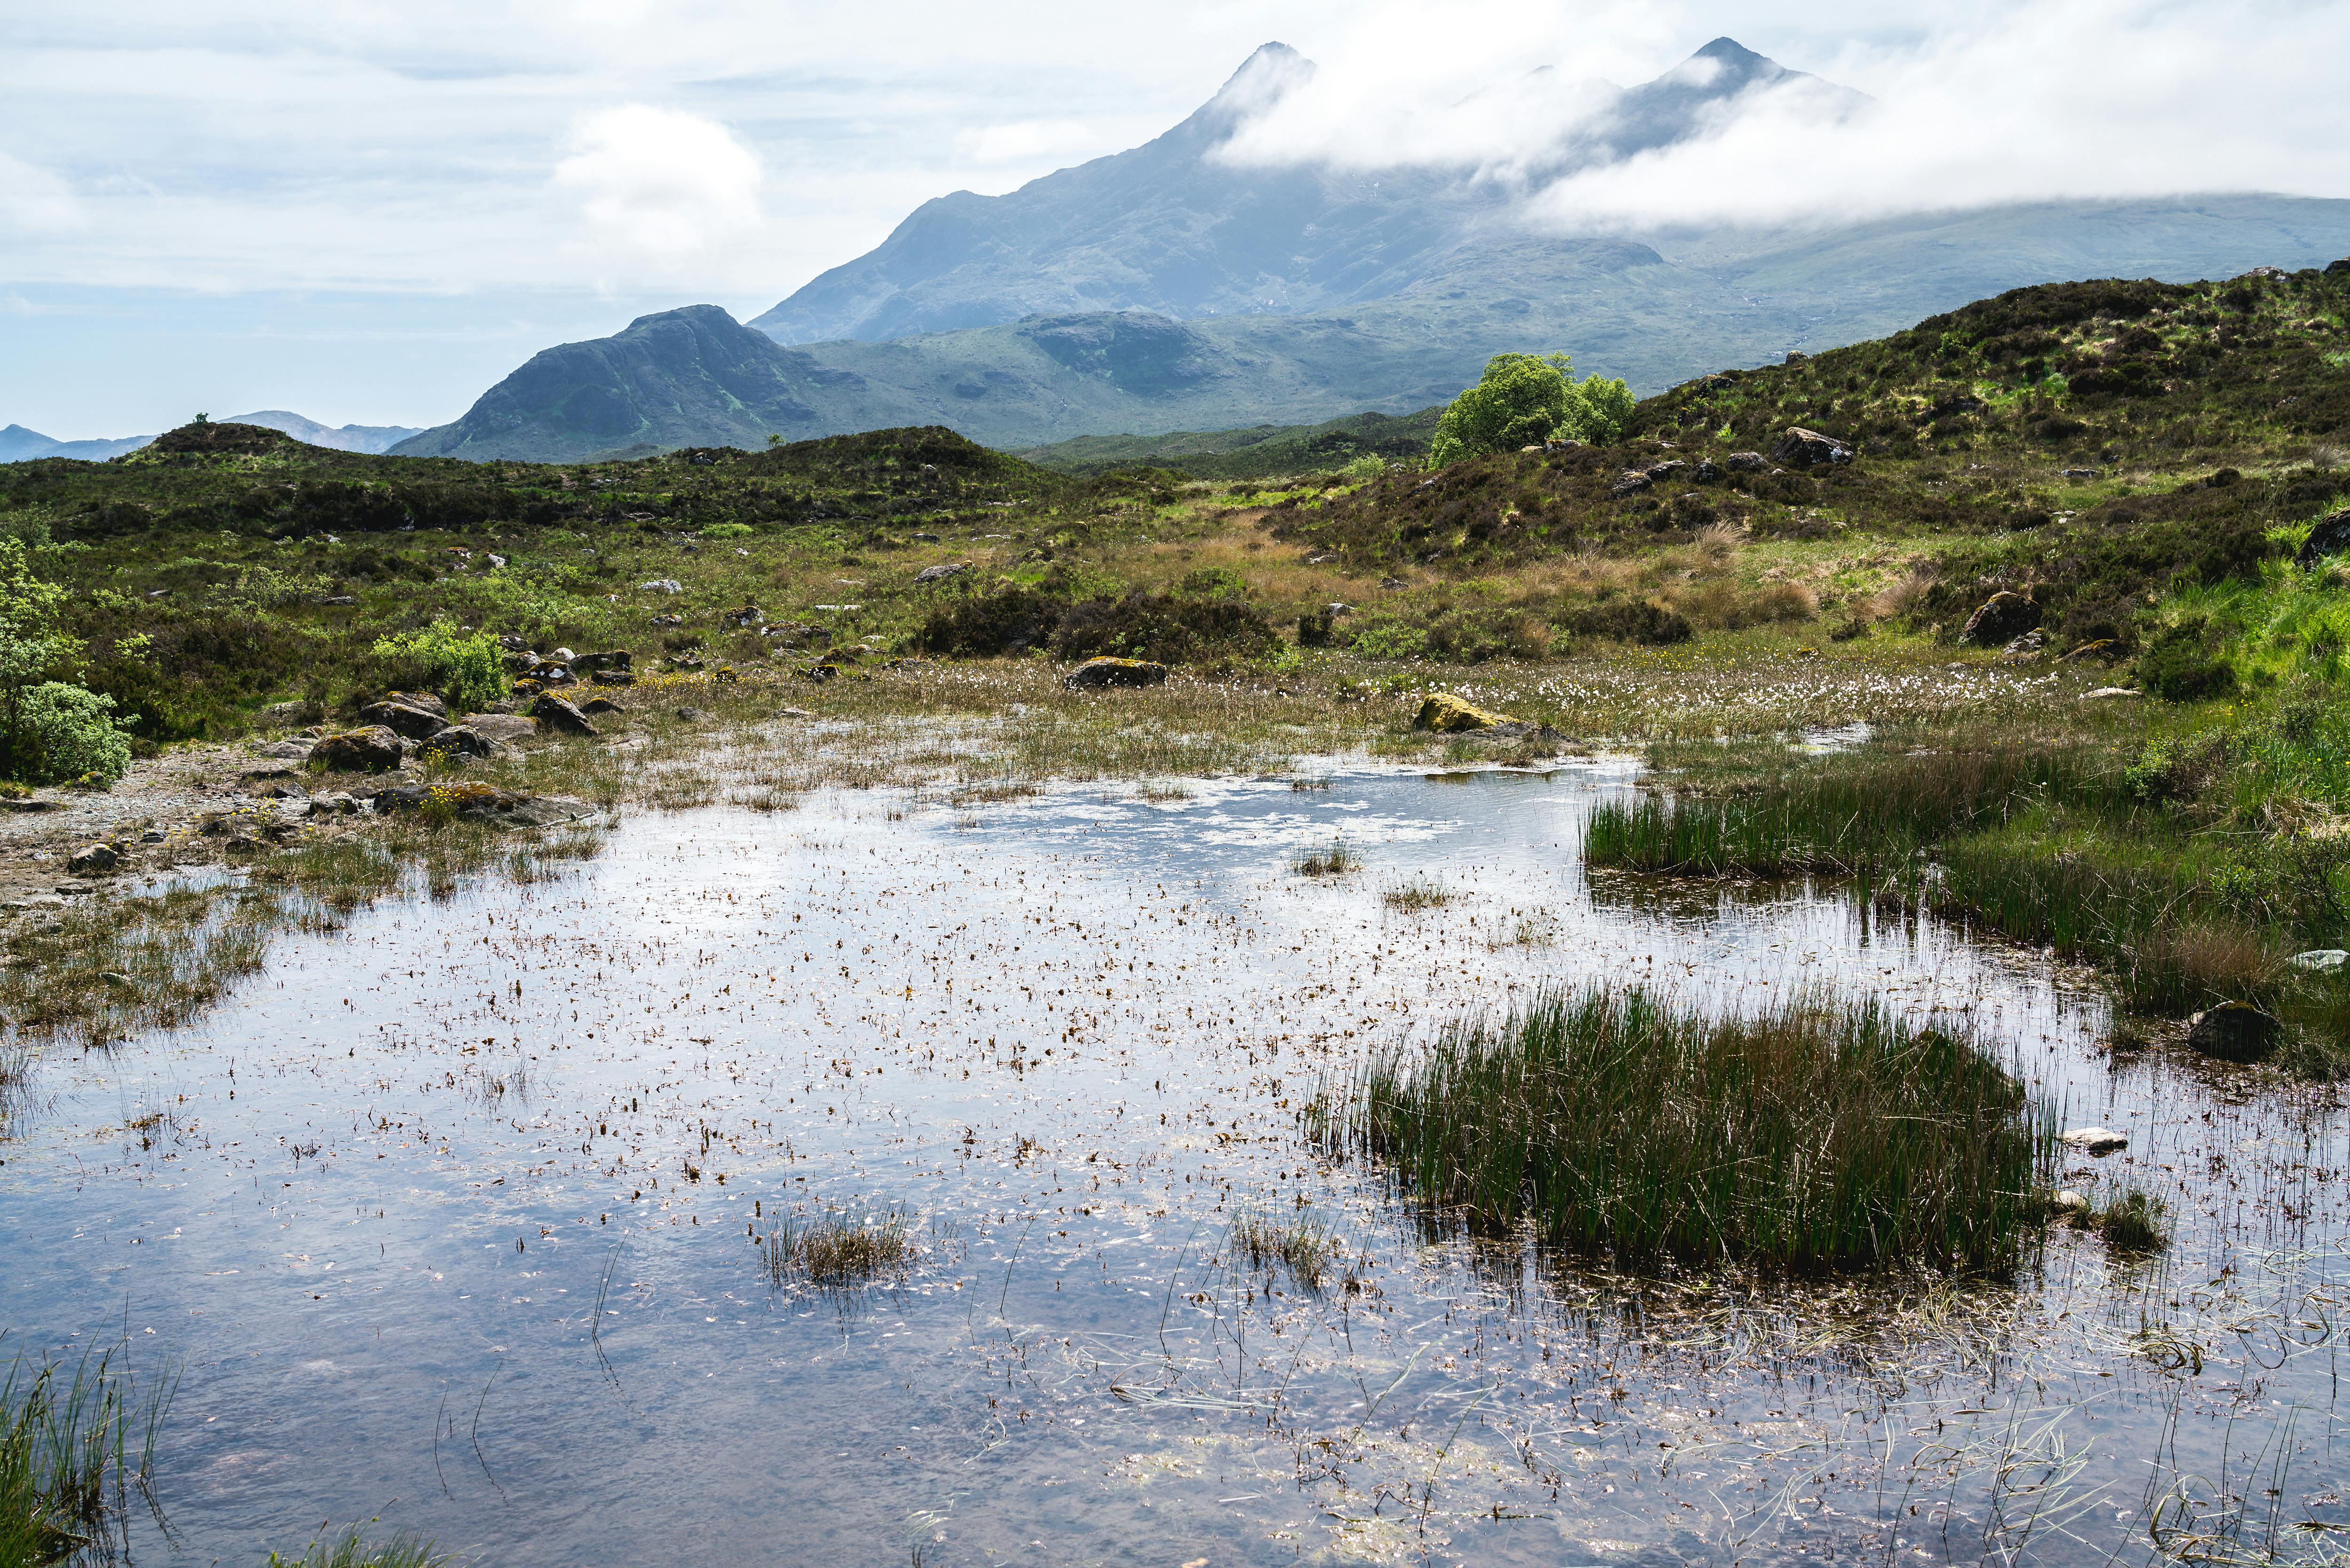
{"left": 4, "top": 762, "right": 2345, "bottom": 1565}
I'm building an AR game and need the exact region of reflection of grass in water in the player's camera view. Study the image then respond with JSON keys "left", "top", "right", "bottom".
{"left": 1, "top": 1334, "right": 175, "bottom": 1568}
{"left": 761, "top": 1206, "right": 915, "bottom": 1289}
{"left": 1229, "top": 1210, "right": 1343, "bottom": 1291}
{"left": 0, "top": 1049, "right": 25, "bottom": 1139}
{"left": 1383, "top": 877, "right": 1449, "bottom": 911}
{"left": 265, "top": 1521, "right": 454, "bottom": 1568}
{"left": 1327, "top": 984, "right": 2053, "bottom": 1273}
{"left": 0, "top": 816, "right": 605, "bottom": 1051}
{"left": 1292, "top": 841, "right": 1357, "bottom": 878}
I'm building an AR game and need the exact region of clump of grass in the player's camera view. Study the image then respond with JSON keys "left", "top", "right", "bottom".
{"left": 1383, "top": 876, "right": 1450, "bottom": 911}
{"left": 1293, "top": 840, "right": 1358, "bottom": 877}
{"left": 1229, "top": 1210, "right": 1342, "bottom": 1291}
{"left": 1, "top": 1336, "right": 175, "bottom": 1568}
{"left": 266, "top": 1521, "right": 456, "bottom": 1568}
{"left": 1326, "top": 984, "right": 2053, "bottom": 1274}
{"left": 2070, "top": 1185, "right": 2171, "bottom": 1253}
{"left": 760, "top": 1205, "right": 915, "bottom": 1289}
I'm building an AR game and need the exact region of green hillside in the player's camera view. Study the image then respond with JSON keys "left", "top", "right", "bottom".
{"left": 1016, "top": 407, "right": 1442, "bottom": 477}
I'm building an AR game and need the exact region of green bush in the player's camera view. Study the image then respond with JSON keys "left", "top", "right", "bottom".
{"left": 370, "top": 619, "right": 506, "bottom": 711}
{"left": 1429, "top": 352, "right": 1635, "bottom": 467}
{"left": 701, "top": 522, "right": 753, "bottom": 539}
{"left": 2135, "top": 619, "right": 2236, "bottom": 700}
{"left": 1, "top": 682, "right": 133, "bottom": 785}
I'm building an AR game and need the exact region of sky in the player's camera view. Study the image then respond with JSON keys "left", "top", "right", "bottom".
{"left": 5, "top": 0, "right": 2348, "bottom": 438}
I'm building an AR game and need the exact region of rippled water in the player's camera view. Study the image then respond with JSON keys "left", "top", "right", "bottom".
{"left": 4, "top": 762, "right": 2345, "bottom": 1565}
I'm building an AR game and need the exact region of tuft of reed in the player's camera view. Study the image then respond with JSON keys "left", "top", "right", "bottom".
{"left": 1, "top": 1334, "right": 175, "bottom": 1568}
{"left": 760, "top": 1205, "right": 915, "bottom": 1290}
{"left": 2070, "top": 1184, "right": 2171, "bottom": 1253}
{"left": 1324, "top": 984, "right": 2054, "bottom": 1274}
{"left": 1382, "top": 876, "right": 1450, "bottom": 912}
{"left": 1292, "top": 840, "right": 1358, "bottom": 878}
{"left": 1229, "top": 1210, "right": 1342, "bottom": 1291}
{"left": 265, "top": 1521, "right": 456, "bottom": 1568}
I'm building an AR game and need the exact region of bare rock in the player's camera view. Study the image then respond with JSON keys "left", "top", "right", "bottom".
{"left": 68, "top": 842, "right": 119, "bottom": 874}
{"left": 2295, "top": 509, "right": 2350, "bottom": 568}
{"left": 1723, "top": 452, "right": 1768, "bottom": 472}
{"left": 459, "top": 713, "right": 538, "bottom": 744}
{"left": 1958, "top": 591, "right": 2040, "bottom": 647}
{"left": 1769, "top": 428, "right": 1854, "bottom": 468}
{"left": 2186, "top": 1001, "right": 2282, "bottom": 1063}
{"left": 2060, "top": 1127, "right": 2127, "bottom": 1154}
{"left": 360, "top": 699, "right": 453, "bottom": 739}
{"left": 914, "top": 562, "right": 970, "bottom": 585}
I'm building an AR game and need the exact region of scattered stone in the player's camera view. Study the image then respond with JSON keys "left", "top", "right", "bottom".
{"left": 2291, "top": 949, "right": 2350, "bottom": 972}
{"left": 1609, "top": 470, "right": 1654, "bottom": 498}
{"left": 572, "top": 651, "right": 632, "bottom": 671}
{"left": 2081, "top": 686, "right": 2141, "bottom": 700}
{"left": 913, "top": 562, "right": 970, "bottom": 585}
{"left": 1770, "top": 427, "right": 1852, "bottom": 467}
{"left": 589, "top": 669, "right": 635, "bottom": 687}
{"left": 779, "top": 706, "right": 812, "bottom": 719}
{"left": 1723, "top": 452, "right": 1767, "bottom": 472}
{"left": 321, "top": 594, "right": 357, "bottom": 606}
{"left": 307, "top": 792, "right": 360, "bottom": 817}
{"left": 912, "top": 531, "right": 940, "bottom": 541}
{"left": 100, "top": 971, "right": 133, "bottom": 988}
{"left": 260, "top": 699, "right": 325, "bottom": 728}
{"left": 2052, "top": 1189, "right": 2090, "bottom": 1211}
{"left": 1958, "top": 590, "right": 2040, "bottom": 647}
{"left": 2061, "top": 1127, "right": 2128, "bottom": 1154}
{"left": 529, "top": 694, "right": 598, "bottom": 736}
{"left": 68, "top": 842, "right": 119, "bottom": 874}
{"left": 1694, "top": 459, "right": 1724, "bottom": 482}
{"left": 2186, "top": 1001, "right": 2282, "bottom": 1063}
{"left": 576, "top": 697, "right": 624, "bottom": 716}
{"left": 801, "top": 662, "right": 839, "bottom": 682}
{"left": 638, "top": 579, "right": 683, "bottom": 594}
{"left": 252, "top": 739, "right": 315, "bottom": 760}
{"left": 1378, "top": 577, "right": 1406, "bottom": 590}
{"left": 2295, "top": 509, "right": 2350, "bottom": 567}
{"left": 140, "top": 827, "right": 167, "bottom": 843}
{"left": 360, "top": 699, "right": 452, "bottom": 740}
{"left": 2061, "top": 467, "right": 2102, "bottom": 480}
{"left": 675, "top": 706, "right": 706, "bottom": 721}
{"left": 383, "top": 691, "right": 448, "bottom": 719}
{"left": 1064, "top": 658, "right": 1169, "bottom": 690}
{"left": 1413, "top": 693, "right": 1516, "bottom": 734}
{"left": 459, "top": 713, "right": 538, "bottom": 744}
{"left": 312, "top": 726, "right": 407, "bottom": 771}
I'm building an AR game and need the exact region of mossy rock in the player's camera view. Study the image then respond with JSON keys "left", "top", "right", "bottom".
{"left": 1413, "top": 692, "right": 1516, "bottom": 732}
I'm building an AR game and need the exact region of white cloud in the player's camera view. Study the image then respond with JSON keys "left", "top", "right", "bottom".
{"left": 955, "top": 119, "right": 1103, "bottom": 167}
{"left": 0, "top": 152, "right": 86, "bottom": 234}
{"left": 555, "top": 103, "right": 764, "bottom": 260}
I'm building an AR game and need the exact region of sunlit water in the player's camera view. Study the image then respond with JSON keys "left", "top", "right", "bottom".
{"left": 4, "top": 762, "right": 2345, "bottom": 1566}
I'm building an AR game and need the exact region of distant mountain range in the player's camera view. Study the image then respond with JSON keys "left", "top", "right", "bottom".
{"left": 1, "top": 410, "right": 422, "bottom": 464}
{"left": 385, "top": 37, "right": 2350, "bottom": 462}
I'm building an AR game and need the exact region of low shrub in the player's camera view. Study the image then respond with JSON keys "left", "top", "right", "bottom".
{"left": 369, "top": 619, "right": 506, "bottom": 711}
{"left": 0, "top": 682, "right": 133, "bottom": 785}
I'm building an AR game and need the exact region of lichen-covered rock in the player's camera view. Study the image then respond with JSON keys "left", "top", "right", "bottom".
{"left": 1769, "top": 428, "right": 1853, "bottom": 467}
{"left": 1063, "top": 658, "right": 1170, "bottom": 690}
{"left": 415, "top": 725, "right": 505, "bottom": 759}
{"left": 2186, "top": 1001, "right": 2282, "bottom": 1063}
{"left": 313, "top": 726, "right": 406, "bottom": 771}
{"left": 1958, "top": 590, "right": 2040, "bottom": 647}
{"left": 530, "top": 694, "right": 598, "bottom": 735}
{"left": 1412, "top": 693, "right": 1516, "bottom": 733}
{"left": 68, "top": 842, "right": 119, "bottom": 874}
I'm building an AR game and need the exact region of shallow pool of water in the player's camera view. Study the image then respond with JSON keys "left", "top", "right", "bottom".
{"left": 4, "top": 761, "right": 2346, "bottom": 1565}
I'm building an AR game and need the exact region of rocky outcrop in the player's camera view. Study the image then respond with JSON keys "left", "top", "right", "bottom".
{"left": 2295, "top": 509, "right": 2350, "bottom": 567}
{"left": 1063, "top": 658, "right": 1168, "bottom": 690}
{"left": 1958, "top": 591, "right": 2040, "bottom": 647}
{"left": 313, "top": 726, "right": 407, "bottom": 771}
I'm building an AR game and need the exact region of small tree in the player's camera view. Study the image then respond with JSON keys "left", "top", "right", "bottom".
{"left": 371, "top": 619, "right": 507, "bottom": 712}
{"left": 1429, "top": 352, "right": 1636, "bottom": 467}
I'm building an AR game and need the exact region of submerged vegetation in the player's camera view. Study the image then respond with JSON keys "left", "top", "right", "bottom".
{"left": 264, "top": 1522, "right": 455, "bottom": 1568}
{"left": 1322, "top": 985, "right": 2054, "bottom": 1274}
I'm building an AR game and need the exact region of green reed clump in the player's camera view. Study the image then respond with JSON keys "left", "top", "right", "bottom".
{"left": 1382, "top": 876, "right": 1450, "bottom": 911}
{"left": 2075, "top": 1185, "right": 2170, "bottom": 1254}
{"left": 1292, "top": 840, "right": 1358, "bottom": 877}
{"left": 760, "top": 1206, "right": 914, "bottom": 1289}
{"left": 266, "top": 1521, "right": 454, "bottom": 1568}
{"left": 1, "top": 1337, "right": 174, "bottom": 1568}
{"left": 1326, "top": 984, "right": 2054, "bottom": 1274}
{"left": 1229, "top": 1210, "right": 1342, "bottom": 1290}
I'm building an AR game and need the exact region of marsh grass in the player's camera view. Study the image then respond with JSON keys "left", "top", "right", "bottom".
{"left": 2072, "top": 1185, "right": 2171, "bottom": 1254}
{"left": 265, "top": 1521, "right": 455, "bottom": 1568}
{"left": 1, "top": 1335, "right": 174, "bottom": 1568}
{"left": 1325, "top": 984, "right": 2054, "bottom": 1274}
{"left": 1229, "top": 1210, "right": 1343, "bottom": 1291}
{"left": 760, "top": 1205, "right": 915, "bottom": 1290}
{"left": 1292, "top": 841, "right": 1358, "bottom": 877}
{"left": 1383, "top": 877, "right": 1450, "bottom": 912}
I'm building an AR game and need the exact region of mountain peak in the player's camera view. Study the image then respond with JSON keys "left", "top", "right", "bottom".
{"left": 1200, "top": 40, "right": 1315, "bottom": 123}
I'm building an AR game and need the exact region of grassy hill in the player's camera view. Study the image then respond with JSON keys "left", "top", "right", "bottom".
{"left": 1016, "top": 407, "right": 1442, "bottom": 477}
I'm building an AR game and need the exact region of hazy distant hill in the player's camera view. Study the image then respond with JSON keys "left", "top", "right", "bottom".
{"left": 2, "top": 410, "right": 422, "bottom": 464}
